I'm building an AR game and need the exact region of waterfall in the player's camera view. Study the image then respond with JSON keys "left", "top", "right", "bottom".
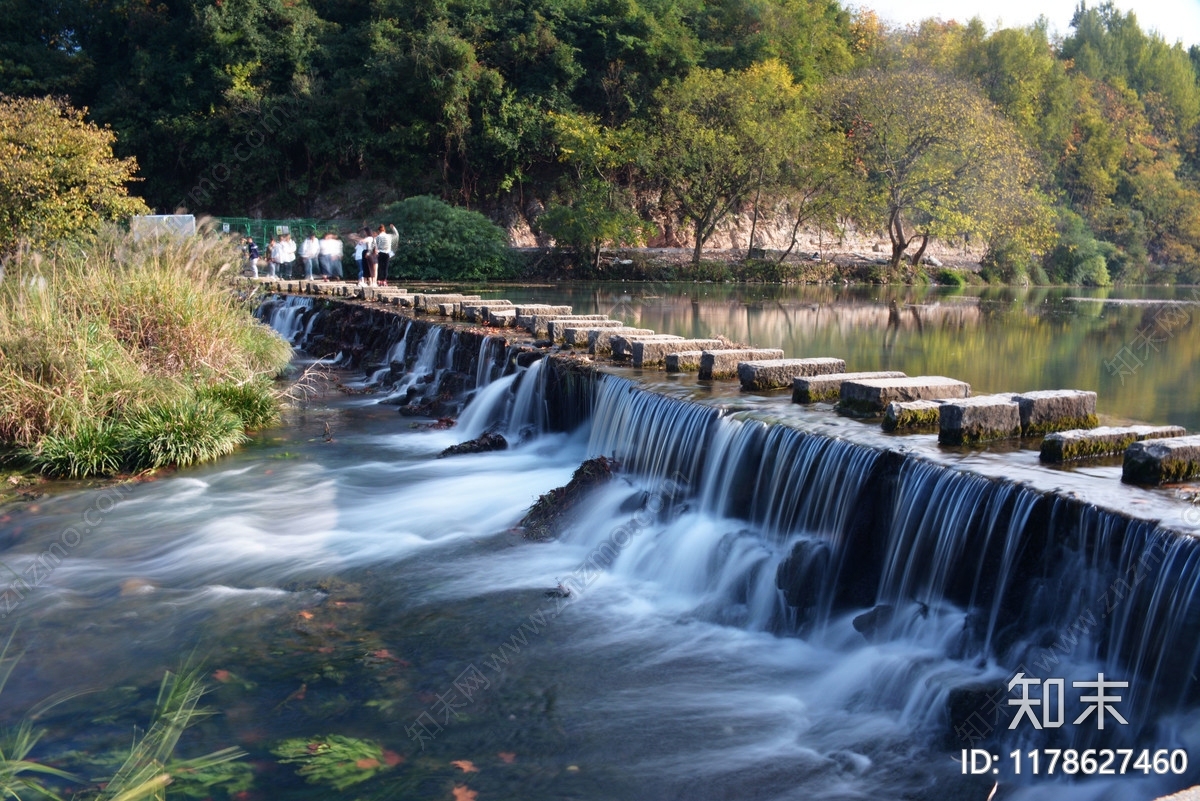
{"left": 474, "top": 336, "right": 503, "bottom": 388}
{"left": 382, "top": 327, "right": 441, "bottom": 402}
{"left": 505, "top": 359, "right": 547, "bottom": 440}
{"left": 257, "top": 296, "right": 314, "bottom": 346}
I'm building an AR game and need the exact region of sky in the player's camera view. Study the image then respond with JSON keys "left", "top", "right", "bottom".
{"left": 856, "top": 0, "right": 1200, "bottom": 48}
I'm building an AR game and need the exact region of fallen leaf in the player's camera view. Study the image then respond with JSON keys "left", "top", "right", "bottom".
{"left": 264, "top": 469, "right": 273, "bottom": 476}
{"left": 356, "top": 758, "right": 381, "bottom": 770}
{"left": 452, "top": 786, "right": 478, "bottom": 801}
{"left": 497, "top": 752, "right": 516, "bottom": 764}
{"left": 298, "top": 610, "right": 314, "bottom": 620}
{"left": 285, "top": 683, "right": 307, "bottom": 702}
{"left": 212, "top": 669, "right": 232, "bottom": 683}
{"left": 450, "top": 760, "right": 479, "bottom": 773}
{"left": 382, "top": 750, "right": 405, "bottom": 767}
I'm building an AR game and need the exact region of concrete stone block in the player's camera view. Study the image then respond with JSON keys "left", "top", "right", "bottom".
{"left": 840, "top": 376, "right": 970, "bottom": 414}
{"left": 590, "top": 328, "right": 657, "bottom": 355}
{"left": 1041, "top": 425, "right": 1188, "bottom": 463}
{"left": 737, "top": 358, "right": 846, "bottom": 391}
{"left": 700, "top": 349, "right": 786, "bottom": 380}
{"left": 882, "top": 400, "right": 943, "bottom": 432}
{"left": 1123, "top": 435, "right": 1200, "bottom": 484}
{"left": 792, "top": 371, "right": 907, "bottom": 404}
{"left": 938, "top": 395, "right": 1022, "bottom": 445}
{"left": 633, "top": 339, "right": 726, "bottom": 368}
{"left": 1014, "top": 390, "right": 1099, "bottom": 436}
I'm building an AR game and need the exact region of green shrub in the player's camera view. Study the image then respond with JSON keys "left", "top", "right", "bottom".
{"left": 936, "top": 268, "right": 967, "bottom": 287}
{"left": 124, "top": 398, "right": 246, "bottom": 470}
{"left": 380, "top": 196, "right": 513, "bottom": 281}
{"left": 29, "top": 421, "right": 127, "bottom": 478}
{"left": 1044, "top": 210, "right": 1114, "bottom": 286}
{"left": 198, "top": 381, "right": 279, "bottom": 430}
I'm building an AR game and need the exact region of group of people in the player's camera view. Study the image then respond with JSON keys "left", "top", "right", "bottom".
{"left": 241, "top": 225, "right": 398, "bottom": 287}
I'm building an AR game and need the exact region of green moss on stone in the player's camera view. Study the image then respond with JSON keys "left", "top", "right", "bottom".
{"left": 1022, "top": 414, "right": 1100, "bottom": 437}
{"left": 882, "top": 407, "right": 940, "bottom": 432}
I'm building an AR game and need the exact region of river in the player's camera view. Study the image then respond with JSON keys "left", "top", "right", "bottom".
{"left": 1, "top": 284, "right": 1198, "bottom": 801}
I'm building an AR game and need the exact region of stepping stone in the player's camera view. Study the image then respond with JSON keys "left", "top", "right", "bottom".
{"left": 412, "top": 293, "right": 481, "bottom": 311}
{"left": 521, "top": 314, "right": 609, "bottom": 337}
{"left": 1041, "top": 425, "right": 1188, "bottom": 463}
{"left": 882, "top": 400, "right": 944, "bottom": 432}
{"left": 938, "top": 395, "right": 1022, "bottom": 445}
{"left": 462, "top": 300, "right": 515, "bottom": 322}
{"left": 553, "top": 319, "right": 624, "bottom": 344}
{"left": 611, "top": 335, "right": 683, "bottom": 360}
{"left": 665, "top": 351, "right": 704, "bottom": 372}
{"left": 562, "top": 322, "right": 626, "bottom": 347}
{"left": 486, "top": 308, "right": 518, "bottom": 327}
{"left": 738, "top": 358, "right": 846, "bottom": 391}
{"left": 514, "top": 304, "right": 572, "bottom": 316}
{"left": 633, "top": 339, "right": 726, "bottom": 368}
{"left": 840, "top": 376, "right": 970, "bottom": 415}
{"left": 1014, "top": 390, "right": 1099, "bottom": 436}
{"left": 792, "top": 370, "right": 907, "bottom": 404}
{"left": 700, "top": 349, "right": 785, "bottom": 380}
{"left": 590, "top": 328, "right": 656, "bottom": 355}
{"left": 1123, "top": 435, "right": 1200, "bottom": 484}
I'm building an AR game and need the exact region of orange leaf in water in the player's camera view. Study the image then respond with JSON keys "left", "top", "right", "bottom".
{"left": 497, "top": 752, "right": 516, "bottom": 764}
{"left": 450, "top": 760, "right": 479, "bottom": 773}
{"left": 383, "top": 750, "right": 405, "bottom": 767}
{"left": 356, "top": 758, "right": 381, "bottom": 770}
{"left": 452, "top": 786, "right": 478, "bottom": 801}
{"left": 298, "top": 610, "right": 314, "bottom": 620}
{"left": 212, "top": 669, "right": 232, "bottom": 682}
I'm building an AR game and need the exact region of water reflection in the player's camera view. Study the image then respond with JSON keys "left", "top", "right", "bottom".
{"left": 473, "top": 283, "right": 1200, "bottom": 432}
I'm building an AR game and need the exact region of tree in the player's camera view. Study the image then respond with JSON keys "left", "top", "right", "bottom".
{"left": 0, "top": 95, "right": 147, "bottom": 251}
{"left": 382, "top": 196, "right": 512, "bottom": 281}
{"left": 824, "top": 67, "right": 1053, "bottom": 271}
{"left": 645, "top": 60, "right": 806, "bottom": 264}
{"left": 542, "top": 111, "right": 651, "bottom": 270}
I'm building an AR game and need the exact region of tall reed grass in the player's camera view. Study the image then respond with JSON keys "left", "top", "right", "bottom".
{"left": 0, "top": 225, "right": 292, "bottom": 477}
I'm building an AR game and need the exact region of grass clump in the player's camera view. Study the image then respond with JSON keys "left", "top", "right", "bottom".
{"left": 1, "top": 225, "right": 293, "bottom": 477}
{"left": 123, "top": 399, "right": 247, "bottom": 470}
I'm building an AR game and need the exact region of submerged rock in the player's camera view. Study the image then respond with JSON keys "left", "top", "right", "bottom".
{"left": 518, "top": 456, "right": 618, "bottom": 541}
{"left": 439, "top": 432, "right": 508, "bottom": 458}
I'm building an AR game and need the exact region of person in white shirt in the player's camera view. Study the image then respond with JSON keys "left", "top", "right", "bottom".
{"left": 267, "top": 238, "right": 281, "bottom": 278}
{"left": 300, "top": 233, "right": 320, "bottom": 280}
{"left": 358, "top": 227, "right": 377, "bottom": 287}
{"left": 374, "top": 224, "right": 398, "bottom": 286}
{"left": 319, "top": 233, "right": 344, "bottom": 280}
{"left": 278, "top": 233, "right": 297, "bottom": 279}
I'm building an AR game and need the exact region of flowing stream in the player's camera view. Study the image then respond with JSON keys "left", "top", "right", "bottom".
{"left": 1, "top": 295, "right": 1198, "bottom": 801}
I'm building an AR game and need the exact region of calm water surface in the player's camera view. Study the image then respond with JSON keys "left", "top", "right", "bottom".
{"left": 469, "top": 283, "right": 1200, "bottom": 432}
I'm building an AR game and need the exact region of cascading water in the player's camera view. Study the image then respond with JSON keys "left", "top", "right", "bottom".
{"left": 17, "top": 305, "right": 1194, "bottom": 801}
{"left": 382, "top": 326, "right": 441, "bottom": 402}
{"left": 257, "top": 295, "right": 314, "bottom": 345}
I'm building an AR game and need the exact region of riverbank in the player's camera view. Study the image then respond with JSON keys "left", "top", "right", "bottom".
{"left": 0, "top": 228, "right": 293, "bottom": 478}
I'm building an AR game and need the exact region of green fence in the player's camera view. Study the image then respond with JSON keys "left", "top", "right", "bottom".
{"left": 213, "top": 217, "right": 358, "bottom": 246}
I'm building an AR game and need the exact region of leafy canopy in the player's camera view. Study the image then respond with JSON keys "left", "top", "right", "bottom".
{"left": 0, "top": 95, "right": 147, "bottom": 251}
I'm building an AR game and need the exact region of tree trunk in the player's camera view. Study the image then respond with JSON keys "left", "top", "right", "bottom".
{"left": 888, "top": 209, "right": 909, "bottom": 270}
{"left": 692, "top": 230, "right": 705, "bottom": 265}
{"left": 910, "top": 233, "right": 930, "bottom": 269}
{"left": 746, "top": 167, "right": 764, "bottom": 260}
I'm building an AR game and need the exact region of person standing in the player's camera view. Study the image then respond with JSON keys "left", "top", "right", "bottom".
{"left": 359, "top": 227, "right": 377, "bottom": 287}
{"left": 246, "top": 238, "right": 260, "bottom": 278}
{"left": 279, "top": 233, "right": 297, "bottom": 279}
{"left": 353, "top": 234, "right": 366, "bottom": 282}
{"left": 301, "top": 232, "right": 321, "bottom": 280}
{"left": 266, "top": 237, "right": 280, "bottom": 278}
{"left": 374, "top": 224, "right": 397, "bottom": 286}
{"left": 320, "top": 233, "right": 344, "bottom": 280}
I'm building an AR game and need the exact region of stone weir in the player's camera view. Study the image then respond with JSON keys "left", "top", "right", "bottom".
{"left": 259, "top": 289, "right": 1200, "bottom": 752}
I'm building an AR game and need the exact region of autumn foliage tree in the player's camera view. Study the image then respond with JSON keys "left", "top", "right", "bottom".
{"left": 825, "top": 67, "right": 1053, "bottom": 272}
{"left": 0, "top": 95, "right": 147, "bottom": 251}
